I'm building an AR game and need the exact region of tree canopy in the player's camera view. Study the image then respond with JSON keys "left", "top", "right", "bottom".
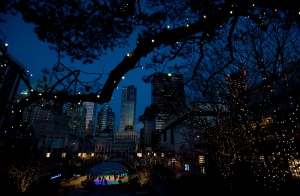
{"left": 2, "top": 0, "right": 300, "bottom": 190}
{"left": 1, "top": 0, "right": 300, "bottom": 140}
{"left": 1, "top": 0, "right": 300, "bottom": 111}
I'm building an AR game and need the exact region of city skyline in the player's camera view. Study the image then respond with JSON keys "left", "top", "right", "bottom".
{"left": 1, "top": 13, "right": 152, "bottom": 133}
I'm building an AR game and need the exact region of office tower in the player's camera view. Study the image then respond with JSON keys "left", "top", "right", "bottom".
{"left": 22, "top": 97, "right": 55, "bottom": 138}
{"left": 225, "top": 70, "right": 248, "bottom": 115}
{"left": 96, "top": 104, "right": 115, "bottom": 135}
{"left": 0, "top": 54, "right": 26, "bottom": 131}
{"left": 83, "top": 102, "right": 97, "bottom": 135}
{"left": 23, "top": 102, "right": 71, "bottom": 138}
{"left": 139, "top": 119, "right": 152, "bottom": 150}
{"left": 119, "top": 85, "right": 137, "bottom": 132}
{"left": 151, "top": 73, "right": 186, "bottom": 152}
{"left": 65, "top": 103, "right": 87, "bottom": 134}
{"left": 20, "top": 79, "right": 71, "bottom": 138}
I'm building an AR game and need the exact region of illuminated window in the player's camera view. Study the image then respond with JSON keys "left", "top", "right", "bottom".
{"left": 185, "top": 164, "right": 190, "bottom": 171}
{"left": 198, "top": 155, "right": 205, "bottom": 164}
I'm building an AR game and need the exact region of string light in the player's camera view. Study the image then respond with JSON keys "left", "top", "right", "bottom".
{"left": 5, "top": 1, "right": 300, "bottom": 191}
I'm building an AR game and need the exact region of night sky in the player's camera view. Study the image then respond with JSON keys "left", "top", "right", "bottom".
{"left": 1, "top": 13, "right": 153, "bottom": 133}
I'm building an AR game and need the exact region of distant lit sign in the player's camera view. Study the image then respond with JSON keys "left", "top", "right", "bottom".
{"left": 51, "top": 174, "right": 62, "bottom": 180}
{"left": 168, "top": 73, "right": 172, "bottom": 76}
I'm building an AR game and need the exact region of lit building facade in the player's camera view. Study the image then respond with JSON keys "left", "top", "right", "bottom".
{"left": 110, "top": 137, "right": 137, "bottom": 163}
{"left": 141, "top": 119, "right": 152, "bottom": 148}
{"left": 225, "top": 70, "right": 248, "bottom": 116}
{"left": 94, "top": 129, "right": 114, "bottom": 160}
{"left": 151, "top": 73, "right": 186, "bottom": 152}
{"left": 119, "top": 85, "right": 137, "bottom": 132}
{"left": 114, "top": 130, "right": 138, "bottom": 142}
{"left": 23, "top": 102, "right": 55, "bottom": 138}
{"left": 65, "top": 103, "right": 86, "bottom": 134}
{"left": 21, "top": 79, "right": 71, "bottom": 138}
{"left": 38, "top": 133, "right": 94, "bottom": 160}
{"left": 96, "top": 104, "right": 115, "bottom": 135}
{"left": 83, "top": 102, "right": 98, "bottom": 135}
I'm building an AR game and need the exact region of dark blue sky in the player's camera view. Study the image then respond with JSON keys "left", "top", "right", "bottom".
{"left": 1, "top": 13, "right": 153, "bottom": 132}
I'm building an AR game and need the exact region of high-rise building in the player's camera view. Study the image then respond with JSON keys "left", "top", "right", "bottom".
{"left": 139, "top": 119, "right": 152, "bottom": 150}
{"left": 0, "top": 54, "right": 26, "bottom": 131}
{"left": 96, "top": 104, "right": 115, "bottom": 135}
{"left": 225, "top": 70, "right": 248, "bottom": 116}
{"left": 83, "top": 102, "right": 97, "bottom": 135}
{"left": 65, "top": 103, "right": 86, "bottom": 134}
{"left": 20, "top": 79, "right": 72, "bottom": 138}
{"left": 151, "top": 73, "right": 186, "bottom": 152}
{"left": 119, "top": 85, "right": 137, "bottom": 132}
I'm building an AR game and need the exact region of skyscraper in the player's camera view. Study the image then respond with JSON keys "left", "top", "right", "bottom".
{"left": 65, "top": 103, "right": 86, "bottom": 134}
{"left": 119, "top": 85, "right": 137, "bottom": 132}
{"left": 18, "top": 79, "right": 72, "bottom": 138}
{"left": 225, "top": 70, "right": 248, "bottom": 116}
{"left": 96, "top": 104, "right": 115, "bottom": 135}
{"left": 151, "top": 73, "right": 186, "bottom": 152}
{"left": 83, "top": 102, "right": 97, "bottom": 135}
